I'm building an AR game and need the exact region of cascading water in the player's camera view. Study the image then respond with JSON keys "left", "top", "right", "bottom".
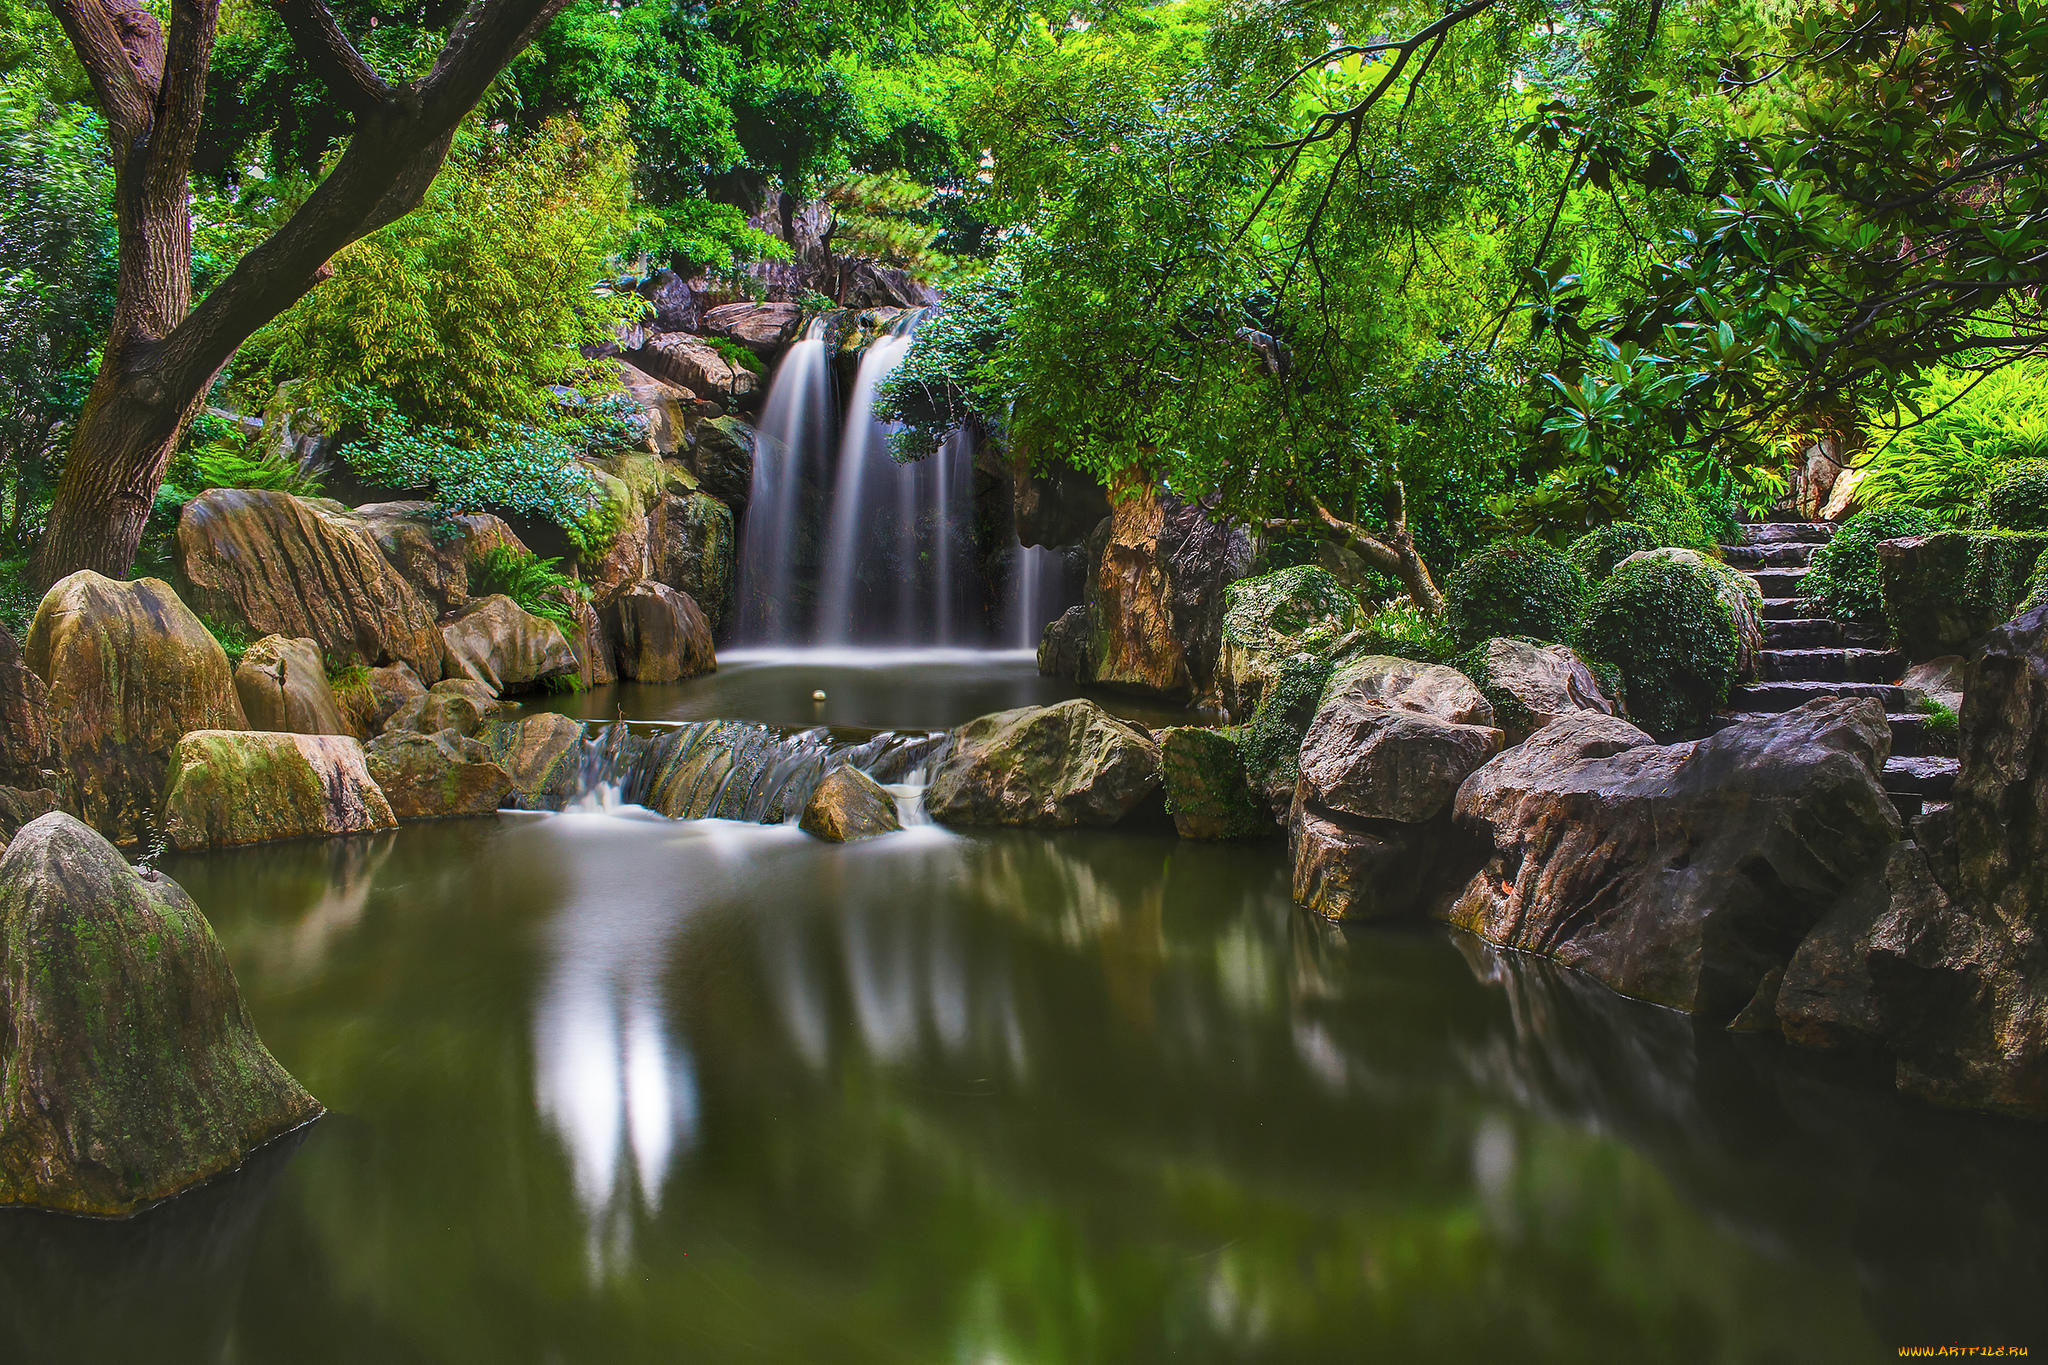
{"left": 1004, "top": 543, "right": 1069, "bottom": 650}
{"left": 733, "top": 318, "right": 834, "bottom": 643}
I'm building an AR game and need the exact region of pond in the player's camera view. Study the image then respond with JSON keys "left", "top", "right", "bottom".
{"left": 2, "top": 673, "right": 2045, "bottom": 1362}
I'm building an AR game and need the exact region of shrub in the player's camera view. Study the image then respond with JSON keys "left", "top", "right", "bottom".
{"left": 1916, "top": 695, "right": 1959, "bottom": 755}
{"left": 1444, "top": 538, "right": 1588, "bottom": 648}
{"left": 1578, "top": 556, "right": 1739, "bottom": 737}
{"left": 1802, "top": 507, "right": 1940, "bottom": 625}
{"left": 1979, "top": 459, "right": 2048, "bottom": 532}
{"left": 469, "top": 545, "right": 589, "bottom": 633}
{"left": 1566, "top": 521, "right": 1656, "bottom": 584}
{"left": 1351, "top": 598, "right": 1458, "bottom": 663}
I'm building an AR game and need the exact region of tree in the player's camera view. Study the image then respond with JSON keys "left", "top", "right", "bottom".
{"left": 30, "top": 0, "right": 574, "bottom": 585}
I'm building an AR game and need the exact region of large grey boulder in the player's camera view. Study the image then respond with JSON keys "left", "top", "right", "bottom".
{"left": 477, "top": 713, "right": 587, "bottom": 810}
{"left": 235, "top": 634, "right": 352, "bottom": 736}
{"left": 1297, "top": 701, "right": 1504, "bottom": 825}
{"left": 1289, "top": 796, "right": 1469, "bottom": 922}
{"left": 1322, "top": 654, "right": 1495, "bottom": 727}
{"left": 926, "top": 699, "right": 1162, "bottom": 828}
{"left": 1464, "top": 637, "right": 1616, "bottom": 742}
{"left": 0, "top": 813, "right": 321, "bottom": 1213}
{"left": 599, "top": 581, "right": 716, "bottom": 683}
{"left": 24, "top": 572, "right": 247, "bottom": 843}
{"left": 1446, "top": 700, "right": 1899, "bottom": 1021}
{"left": 440, "top": 594, "right": 579, "bottom": 696}
{"left": 160, "top": 731, "right": 397, "bottom": 850}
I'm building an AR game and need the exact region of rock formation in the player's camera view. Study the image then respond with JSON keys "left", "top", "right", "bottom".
{"left": 160, "top": 731, "right": 397, "bottom": 849}
{"left": 799, "top": 765, "right": 902, "bottom": 841}
{"left": 235, "top": 635, "right": 353, "bottom": 736}
{"left": 926, "top": 699, "right": 1162, "bottom": 828}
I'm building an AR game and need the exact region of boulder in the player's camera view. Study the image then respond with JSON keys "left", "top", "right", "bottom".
{"left": 23, "top": 572, "right": 246, "bottom": 842}
{"left": 1289, "top": 796, "right": 1466, "bottom": 922}
{"left": 629, "top": 334, "right": 759, "bottom": 406}
{"left": 1037, "top": 604, "right": 1094, "bottom": 682}
{"left": 702, "top": 301, "right": 804, "bottom": 354}
{"left": 477, "top": 713, "right": 587, "bottom": 810}
{"left": 365, "top": 729, "right": 512, "bottom": 820}
{"left": 798, "top": 765, "right": 902, "bottom": 842}
{"left": 234, "top": 635, "right": 352, "bottom": 736}
{"left": 1159, "top": 726, "right": 1268, "bottom": 840}
{"left": 1901, "top": 655, "right": 1966, "bottom": 715}
{"left": 649, "top": 489, "right": 736, "bottom": 632}
{"left": 688, "top": 416, "right": 761, "bottom": 512}
{"left": 1322, "top": 653, "right": 1495, "bottom": 727}
{"left": 583, "top": 501, "right": 652, "bottom": 598}
{"left": 600, "top": 581, "right": 716, "bottom": 682}
{"left": 0, "top": 622, "right": 62, "bottom": 797}
{"left": 0, "top": 787, "right": 62, "bottom": 843}
{"left": 160, "top": 730, "right": 397, "bottom": 850}
{"left": 557, "top": 594, "right": 617, "bottom": 690}
{"left": 636, "top": 267, "right": 710, "bottom": 332}
{"left": 440, "top": 594, "right": 579, "bottom": 696}
{"left": 1618, "top": 547, "right": 1766, "bottom": 679}
{"left": 1084, "top": 485, "right": 1253, "bottom": 702}
{"left": 0, "top": 813, "right": 321, "bottom": 1214}
{"left": 1446, "top": 700, "right": 1900, "bottom": 1022}
{"left": 1213, "top": 566, "right": 1365, "bottom": 719}
{"left": 175, "top": 489, "right": 444, "bottom": 681}
{"left": 1464, "top": 637, "right": 1616, "bottom": 742}
{"left": 353, "top": 502, "right": 527, "bottom": 614}
{"left": 1297, "top": 701, "right": 1504, "bottom": 825}
{"left": 614, "top": 360, "right": 693, "bottom": 457}
{"left": 364, "top": 662, "right": 428, "bottom": 729}
{"left": 1880, "top": 532, "right": 2048, "bottom": 660}
{"left": 926, "top": 699, "right": 1162, "bottom": 828}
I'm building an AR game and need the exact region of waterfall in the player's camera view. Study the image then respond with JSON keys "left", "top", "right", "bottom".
{"left": 733, "top": 318, "right": 834, "bottom": 643}
{"left": 816, "top": 314, "right": 929, "bottom": 643}
{"left": 1004, "top": 543, "right": 1068, "bottom": 650}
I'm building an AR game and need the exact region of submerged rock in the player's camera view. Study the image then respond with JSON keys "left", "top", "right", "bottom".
{"left": 24, "top": 572, "right": 246, "bottom": 843}
{"left": 0, "top": 813, "right": 321, "bottom": 1214}
{"left": 1446, "top": 701, "right": 1898, "bottom": 1021}
{"left": 175, "top": 489, "right": 444, "bottom": 681}
{"left": 440, "top": 594, "right": 579, "bottom": 697}
{"left": 1159, "top": 726, "right": 1268, "bottom": 840}
{"left": 235, "top": 635, "right": 352, "bottom": 736}
{"left": 161, "top": 731, "right": 397, "bottom": 850}
{"left": 478, "top": 713, "right": 587, "bottom": 810}
{"left": 926, "top": 699, "right": 1162, "bottom": 828}
{"left": 365, "top": 729, "right": 512, "bottom": 820}
{"left": 1289, "top": 797, "right": 1466, "bottom": 922}
{"left": 600, "top": 581, "right": 716, "bottom": 683}
{"left": 799, "top": 765, "right": 902, "bottom": 842}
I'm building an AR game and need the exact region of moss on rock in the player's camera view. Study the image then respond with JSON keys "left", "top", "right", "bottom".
{"left": 1159, "top": 726, "right": 1270, "bottom": 840}
{"left": 161, "top": 730, "right": 397, "bottom": 850}
{"left": 1880, "top": 530, "right": 2048, "bottom": 659}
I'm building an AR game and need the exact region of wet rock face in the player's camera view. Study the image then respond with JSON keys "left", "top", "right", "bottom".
{"left": 1322, "top": 654, "right": 1496, "bottom": 728}
{"left": 926, "top": 699, "right": 1163, "bottom": 829}
{"left": 1856, "top": 600, "right": 2048, "bottom": 1114}
{"left": 688, "top": 417, "right": 760, "bottom": 513}
{"left": 175, "top": 489, "right": 445, "bottom": 682}
{"left": 0, "top": 813, "right": 321, "bottom": 1214}
{"left": 650, "top": 490, "right": 736, "bottom": 632}
{"left": 1013, "top": 461, "right": 1110, "bottom": 549}
{"left": 1083, "top": 487, "right": 1253, "bottom": 703}
{"left": 160, "top": 730, "right": 397, "bottom": 850}
{"left": 1289, "top": 796, "right": 1468, "bottom": 922}
{"left": 1037, "top": 605, "right": 1093, "bottom": 682}
{"left": 477, "top": 713, "right": 587, "bottom": 810}
{"left": 235, "top": 635, "right": 353, "bottom": 737}
{"left": 0, "top": 622, "right": 60, "bottom": 797}
{"left": 24, "top": 572, "right": 247, "bottom": 844}
{"left": 1468, "top": 637, "right": 1616, "bottom": 742}
{"left": 1447, "top": 700, "right": 1899, "bottom": 1022}
{"left": 1159, "top": 726, "right": 1269, "bottom": 840}
{"left": 600, "top": 581, "right": 716, "bottom": 683}
{"left": 1298, "top": 703, "right": 1505, "bottom": 825}
{"left": 440, "top": 595, "right": 579, "bottom": 697}
{"left": 799, "top": 765, "right": 901, "bottom": 842}
{"left": 365, "top": 729, "right": 512, "bottom": 820}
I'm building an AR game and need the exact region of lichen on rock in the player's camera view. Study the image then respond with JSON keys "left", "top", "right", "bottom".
{"left": 161, "top": 730, "right": 397, "bottom": 850}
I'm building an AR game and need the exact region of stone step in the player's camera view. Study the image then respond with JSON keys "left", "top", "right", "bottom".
{"left": 1760, "top": 648, "right": 1905, "bottom": 683}
{"left": 1748, "top": 566, "right": 1811, "bottom": 598}
{"left": 1722, "top": 542, "right": 1817, "bottom": 569}
{"left": 1884, "top": 755, "right": 1959, "bottom": 797}
{"left": 1742, "top": 522, "right": 1835, "bottom": 545}
{"left": 1762, "top": 597, "right": 1810, "bottom": 621}
{"left": 1729, "top": 679, "right": 1912, "bottom": 711}
{"left": 1763, "top": 617, "right": 1885, "bottom": 649}
{"left": 1884, "top": 712, "right": 1950, "bottom": 758}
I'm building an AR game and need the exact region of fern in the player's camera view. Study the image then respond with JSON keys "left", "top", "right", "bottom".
{"left": 1856, "top": 360, "right": 2048, "bottom": 523}
{"left": 469, "top": 545, "right": 588, "bottom": 633}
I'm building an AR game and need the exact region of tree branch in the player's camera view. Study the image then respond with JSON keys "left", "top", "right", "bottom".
{"left": 270, "top": 0, "right": 393, "bottom": 117}
{"left": 43, "top": 0, "right": 161, "bottom": 142}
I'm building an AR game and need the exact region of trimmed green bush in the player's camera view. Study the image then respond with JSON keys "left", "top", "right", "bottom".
{"left": 1979, "top": 459, "right": 2048, "bottom": 532}
{"left": 1880, "top": 530, "right": 2048, "bottom": 657}
{"left": 1444, "top": 538, "right": 1588, "bottom": 648}
{"left": 1578, "top": 556, "right": 1739, "bottom": 737}
{"left": 1802, "top": 507, "right": 1940, "bottom": 625}
{"left": 1566, "top": 522, "right": 1656, "bottom": 585}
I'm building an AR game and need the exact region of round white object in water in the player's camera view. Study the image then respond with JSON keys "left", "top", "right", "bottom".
{"left": 812, "top": 689, "right": 828, "bottom": 702}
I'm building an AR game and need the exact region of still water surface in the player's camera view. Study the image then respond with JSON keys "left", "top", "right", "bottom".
{"left": 3, "top": 809, "right": 2044, "bottom": 1362}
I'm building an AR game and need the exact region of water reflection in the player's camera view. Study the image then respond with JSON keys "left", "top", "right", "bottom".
{"left": 5, "top": 819, "right": 2042, "bottom": 1361}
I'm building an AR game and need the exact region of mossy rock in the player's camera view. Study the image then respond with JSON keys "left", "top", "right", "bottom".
{"left": 160, "top": 730, "right": 397, "bottom": 850}
{"left": 477, "top": 713, "right": 587, "bottom": 810}
{"left": 365, "top": 729, "right": 513, "bottom": 820}
{"left": 1879, "top": 530, "right": 2048, "bottom": 658}
{"left": 0, "top": 813, "right": 321, "bottom": 1214}
{"left": 1159, "top": 726, "right": 1270, "bottom": 840}
{"left": 798, "top": 765, "right": 901, "bottom": 842}
{"left": 925, "top": 699, "right": 1162, "bottom": 829}
{"left": 1215, "top": 566, "right": 1364, "bottom": 718}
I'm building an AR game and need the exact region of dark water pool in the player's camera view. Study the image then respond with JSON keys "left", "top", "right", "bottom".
{"left": 528, "top": 647, "right": 1195, "bottom": 732}
{"left": 3, "top": 811, "right": 2044, "bottom": 1362}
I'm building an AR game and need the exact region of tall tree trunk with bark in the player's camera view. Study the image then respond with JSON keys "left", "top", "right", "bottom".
{"left": 30, "top": 0, "right": 573, "bottom": 586}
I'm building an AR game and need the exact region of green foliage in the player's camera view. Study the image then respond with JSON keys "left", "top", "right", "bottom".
{"left": 1856, "top": 362, "right": 2048, "bottom": 524}
{"left": 1350, "top": 598, "right": 1459, "bottom": 664}
{"left": 1802, "top": 507, "right": 1939, "bottom": 627}
{"left": 704, "top": 336, "right": 764, "bottom": 375}
{"left": 0, "top": 553, "right": 38, "bottom": 638}
{"left": 1452, "top": 643, "right": 1535, "bottom": 739}
{"left": 1444, "top": 539, "right": 1588, "bottom": 650}
{"left": 1978, "top": 460, "right": 2048, "bottom": 533}
{"left": 199, "top": 612, "right": 253, "bottom": 668}
{"left": 1566, "top": 522, "right": 1656, "bottom": 584}
{"left": 249, "top": 114, "right": 641, "bottom": 435}
{"left": 468, "top": 546, "right": 590, "bottom": 633}
{"left": 1882, "top": 530, "right": 2048, "bottom": 659}
{"left": 164, "top": 438, "right": 325, "bottom": 502}
{"left": 1915, "top": 695, "right": 1959, "bottom": 754}
{"left": 1578, "top": 555, "right": 1738, "bottom": 737}
{"left": 1228, "top": 652, "right": 1332, "bottom": 806}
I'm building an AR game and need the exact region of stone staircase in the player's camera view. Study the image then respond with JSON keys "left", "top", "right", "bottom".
{"left": 1717, "top": 520, "right": 1957, "bottom": 821}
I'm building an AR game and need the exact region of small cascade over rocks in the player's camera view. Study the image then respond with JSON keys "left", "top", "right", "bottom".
{"left": 733, "top": 318, "right": 834, "bottom": 643}
{"left": 565, "top": 717, "right": 948, "bottom": 825}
